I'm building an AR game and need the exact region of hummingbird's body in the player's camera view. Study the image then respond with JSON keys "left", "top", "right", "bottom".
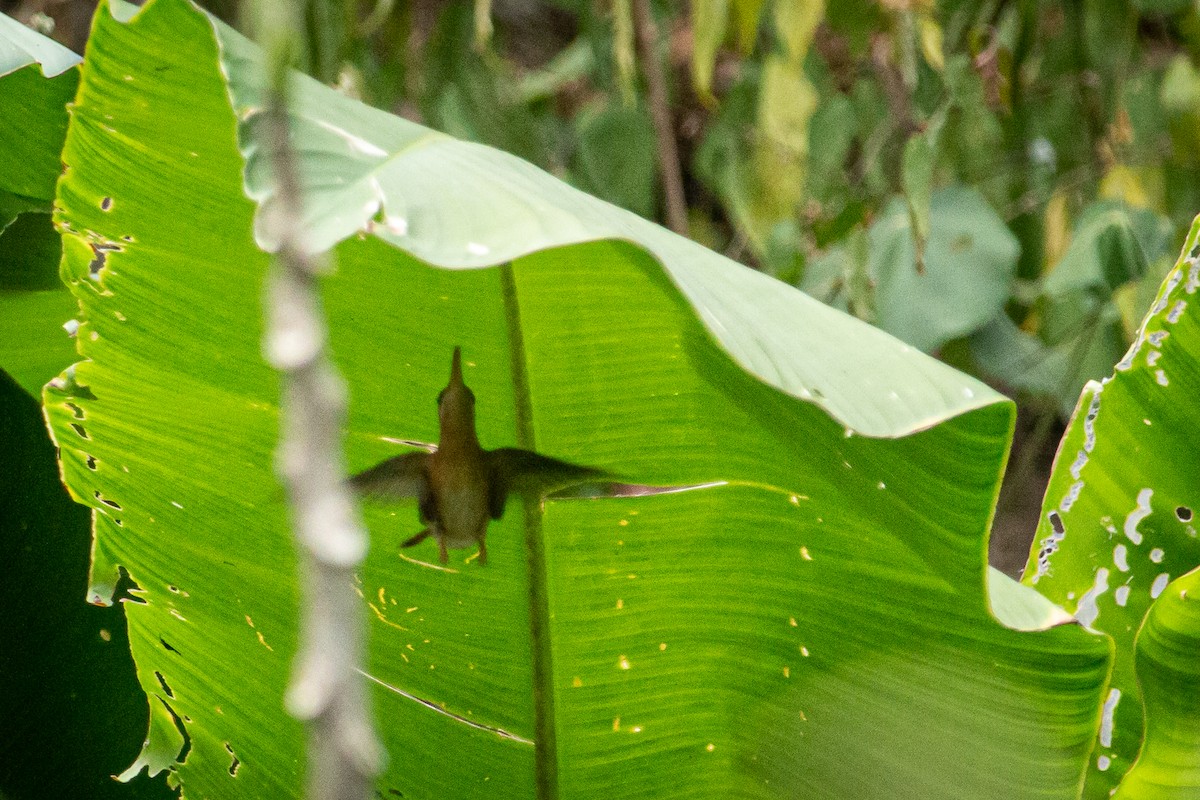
{"left": 350, "top": 347, "right": 604, "bottom": 565}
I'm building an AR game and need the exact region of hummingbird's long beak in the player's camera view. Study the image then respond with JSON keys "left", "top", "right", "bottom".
{"left": 449, "top": 346, "right": 464, "bottom": 389}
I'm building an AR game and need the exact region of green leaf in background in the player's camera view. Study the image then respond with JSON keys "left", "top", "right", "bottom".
{"left": 969, "top": 313, "right": 1072, "bottom": 400}
{"left": 0, "top": 9, "right": 78, "bottom": 223}
{"left": 805, "top": 92, "right": 856, "bottom": 202}
{"left": 803, "top": 185, "right": 1019, "bottom": 353}
{"left": 48, "top": 1, "right": 1111, "bottom": 797}
{"left": 1024, "top": 215, "right": 1200, "bottom": 799}
{"left": 1001, "top": 199, "right": 1178, "bottom": 415}
{"left": 901, "top": 129, "right": 934, "bottom": 272}
{"left": 690, "top": 0, "right": 729, "bottom": 104}
{"left": 1043, "top": 200, "right": 1173, "bottom": 300}
{"left": 516, "top": 37, "right": 594, "bottom": 105}
{"left": 746, "top": 0, "right": 822, "bottom": 252}
{"left": 570, "top": 102, "right": 656, "bottom": 219}
{"left": 690, "top": 0, "right": 765, "bottom": 103}
{"left": 0, "top": 11, "right": 81, "bottom": 395}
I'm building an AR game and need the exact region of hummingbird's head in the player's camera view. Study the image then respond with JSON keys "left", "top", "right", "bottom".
{"left": 437, "top": 346, "right": 477, "bottom": 438}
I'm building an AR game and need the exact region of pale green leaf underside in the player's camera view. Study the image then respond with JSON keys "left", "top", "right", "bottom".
{"left": 1026, "top": 217, "right": 1200, "bottom": 799}
{"left": 217, "top": 15, "right": 1000, "bottom": 440}
{"left": 0, "top": 9, "right": 80, "bottom": 78}
{"left": 49, "top": 1, "right": 1110, "bottom": 798}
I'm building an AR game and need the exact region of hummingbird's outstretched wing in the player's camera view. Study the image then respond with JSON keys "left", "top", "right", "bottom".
{"left": 348, "top": 452, "right": 429, "bottom": 500}
{"left": 485, "top": 448, "right": 609, "bottom": 519}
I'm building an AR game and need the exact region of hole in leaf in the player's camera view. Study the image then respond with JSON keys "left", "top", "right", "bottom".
{"left": 113, "top": 568, "right": 146, "bottom": 605}
{"left": 224, "top": 743, "right": 240, "bottom": 776}
{"left": 70, "top": 423, "right": 89, "bottom": 439}
{"left": 48, "top": 366, "right": 98, "bottom": 399}
{"left": 160, "top": 637, "right": 181, "bottom": 655}
{"left": 86, "top": 455, "right": 97, "bottom": 470}
{"left": 159, "top": 697, "right": 192, "bottom": 765}
{"left": 1177, "top": 506, "right": 1193, "bottom": 522}
{"left": 93, "top": 492, "right": 122, "bottom": 510}
{"left": 65, "top": 402, "right": 85, "bottom": 419}
{"left": 87, "top": 242, "right": 123, "bottom": 278}
{"left": 100, "top": 196, "right": 113, "bottom": 211}
{"left": 1048, "top": 511, "right": 1065, "bottom": 535}
{"left": 154, "top": 671, "right": 175, "bottom": 698}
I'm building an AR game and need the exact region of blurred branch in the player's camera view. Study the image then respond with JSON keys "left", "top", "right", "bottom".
{"left": 631, "top": 0, "right": 688, "bottom": 236}
{"left": 251, "top": 1, "right": 383, "bottom": 798}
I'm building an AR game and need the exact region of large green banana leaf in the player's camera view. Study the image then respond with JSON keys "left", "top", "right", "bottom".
{"left": 40, "top": 0, "right": 1109, "bottom": 797}
{"left": 1026, "top": 216, "right": 1200, "bottom": 799}
{"left": 0, "top": 17, "right": 172, "bottom": 800}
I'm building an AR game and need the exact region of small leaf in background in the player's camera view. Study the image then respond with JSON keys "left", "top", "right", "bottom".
{"left": 516, "top": 37, "right": 594, "bottom": 104}
{"left": 939, "top": 53, "right": 1004, "bottom": 188}
{"left": 900, "top": 109, "right": 944, "bottom": 275}
{"left": 1131, "top": 0, "right": 1192, "bottom": 11}
{"left": 1042, "top": 200, "right": 1173, "bottom": 298}
{"left": 690, "top": 0, "right": 729, "bottom": 104}
{"left": 917, "top": 12, "right": 944, "bottom": 72}
{"left": 420, "top": 3, "right": 548, "bottom": 166}
{"left": 730, "top": 0, "right": 765, "bottom": 54}
{"left": 806, "top": 186, "right": 1018, "bottom": 353}
{"left": 970, "top": 306, "right": 1128, "bottom": 418}
{"left": 1100, "top": 163, "right": 1155, "bottom": 212}
{"left": 1031, "top": 198, "right": 1175, "bottom": 408}
{"left": 969, "top": 313, "right": 1071, "bottom": 400}
{"left": 1159, "top": 54, "right": 1200, "bottom": 163}
{"left": 805, "top": 92, "right": 855, "bottom": 202}
{"left": 691, "top": 0, "right": 767, "bottom": 104}
{"left": 1024, "top": 216, "right": 1200, "bottom": 799}
{"left": 691, "top": 71, "right": 761, "bottom": 246}
{"left": 752, "top": 56, "right": 816, "bottom": 231}
{"left": 571, "top": 102, "right": 657, "bottom": 219}
{"left": 747, "top": 0, "right": 823, "bottom": 252}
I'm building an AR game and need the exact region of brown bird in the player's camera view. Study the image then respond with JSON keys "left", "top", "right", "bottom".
{"left": 349, "top": 347, "right": 606, "bottom": 565}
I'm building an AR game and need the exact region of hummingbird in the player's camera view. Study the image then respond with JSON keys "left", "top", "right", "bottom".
{"left": 349, "top": 347, "right": 606, "bottom": 566}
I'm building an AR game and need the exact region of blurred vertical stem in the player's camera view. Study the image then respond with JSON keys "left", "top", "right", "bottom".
{"left": 249, "top": 0, "right": 383, "bottom": 798}
{"left": 631, "top": 0, "right": 688, "bottom": 236}
{"left": 612, "top": 0, "right": 637, "bottom": 106}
